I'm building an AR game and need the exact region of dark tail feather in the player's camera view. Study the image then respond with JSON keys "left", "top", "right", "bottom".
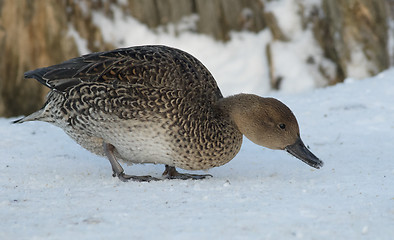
{"left": 12, "top": 117, "right": 24, "bottom": 124}
{"left": 24, "top": 67, "right": 51, "bottom": 88}
{"left": 12, "top": 109, "right": 44, "bottom": 124}
{"left": 24, "top": 61, "right": 84, "bottom": 91}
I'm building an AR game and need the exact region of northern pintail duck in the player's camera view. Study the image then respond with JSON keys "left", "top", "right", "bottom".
{"left": 15, "top": 45, "right": 323, "bottom": 181}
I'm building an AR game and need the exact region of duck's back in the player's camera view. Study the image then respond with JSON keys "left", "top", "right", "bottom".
{"left": 26, "top": 45, "right": 223, "bottom": 100}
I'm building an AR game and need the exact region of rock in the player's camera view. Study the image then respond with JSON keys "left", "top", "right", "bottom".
{"left": 319, "top": 0, "right": 389, "bottom": 81}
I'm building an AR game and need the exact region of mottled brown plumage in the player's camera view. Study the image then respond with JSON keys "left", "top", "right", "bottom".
{"left": 16, "top": 45, "right": 323, "bottom": 181}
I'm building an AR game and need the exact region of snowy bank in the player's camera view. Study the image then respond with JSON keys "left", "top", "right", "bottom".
{"left": 1, "top": 66, "right": 393, "bottom": 239}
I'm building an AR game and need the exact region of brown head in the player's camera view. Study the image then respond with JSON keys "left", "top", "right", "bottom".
{"left": 219, "top": 94, "right": 323, "bottom": 169}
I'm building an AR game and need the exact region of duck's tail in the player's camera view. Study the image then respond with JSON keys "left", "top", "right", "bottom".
{"left": 13, "top": 109, "right": 45, "bottom": 124}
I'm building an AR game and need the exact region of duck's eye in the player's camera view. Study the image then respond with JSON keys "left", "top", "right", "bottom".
{"left": 279, "top": 123, "right": 286, "bottom": 129}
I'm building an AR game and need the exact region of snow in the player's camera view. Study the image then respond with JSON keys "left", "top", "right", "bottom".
{"left": 265, "top": 0, "right": 336, "bottom": 92}
{"left": 67, "top": 25, "right": 90, "bottom": 55}
{"left": 346, "top": 38, "right": 376, "bottom": 79}
{"left": 269, "top": 30, "right": 335, "bottom": 92}
{"left": 265, "top": 0, "right": 303, "bottom": 36}
{"left": 2, "top": 65, "right": 394, "bottom": 239}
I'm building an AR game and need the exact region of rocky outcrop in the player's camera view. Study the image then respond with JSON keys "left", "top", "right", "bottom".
{"left": 319, "top": 0, "right": 389, "bottom": 83}
{"left": 0, "top": 0, "right": 111, "bottom": 117}
{"left": 127, "top": 0, "right": 266, "bottom": 40}
{"left": 0, "top": 0, "right": 77, "bottom": 117}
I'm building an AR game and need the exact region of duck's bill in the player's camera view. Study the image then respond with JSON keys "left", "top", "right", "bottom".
{"left": 285, "top": 137, "right": 324, "bottom": 169}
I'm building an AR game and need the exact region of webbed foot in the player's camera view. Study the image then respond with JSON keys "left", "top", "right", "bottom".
{"left": 162, "top": 165, "right": 213, "bottom": 180}
{"left": 113, "top": 172, "right": 160, "bottom": 182}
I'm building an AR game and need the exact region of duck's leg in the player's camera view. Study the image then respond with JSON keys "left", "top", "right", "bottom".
{"left": 162, "top": 165, "right": 213, "bottom": 180}
{"left": 103, "top": 142, "right": 160, "bottom": 182}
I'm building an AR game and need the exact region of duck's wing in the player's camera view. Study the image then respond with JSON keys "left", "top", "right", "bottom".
{"left": 24, "top": 45, "right": 223, "bottom": 99}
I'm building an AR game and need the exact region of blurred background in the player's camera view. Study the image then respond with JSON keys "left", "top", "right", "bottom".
{"left": 0, "top": 0, "right": 393, "bottom": 117}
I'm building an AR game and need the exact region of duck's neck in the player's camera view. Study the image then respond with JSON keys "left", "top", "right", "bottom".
{"left": 216, "top": 93, "right": 255, "bottom": 131}
{"left": 216, "top": 93, "right": 267, "bottom": 146}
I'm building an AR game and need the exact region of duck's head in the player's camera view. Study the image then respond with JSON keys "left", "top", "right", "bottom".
{"left": 222, "top": 94, "right": 323, "bottom": 169}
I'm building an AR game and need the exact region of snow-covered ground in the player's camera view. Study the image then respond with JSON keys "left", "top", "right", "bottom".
{"left": 1, "top": 64, "right": 394, "bottom": 239}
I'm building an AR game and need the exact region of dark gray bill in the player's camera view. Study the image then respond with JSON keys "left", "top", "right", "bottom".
{"left": 285, "top": 137, "right": 324, "bottom": 169}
